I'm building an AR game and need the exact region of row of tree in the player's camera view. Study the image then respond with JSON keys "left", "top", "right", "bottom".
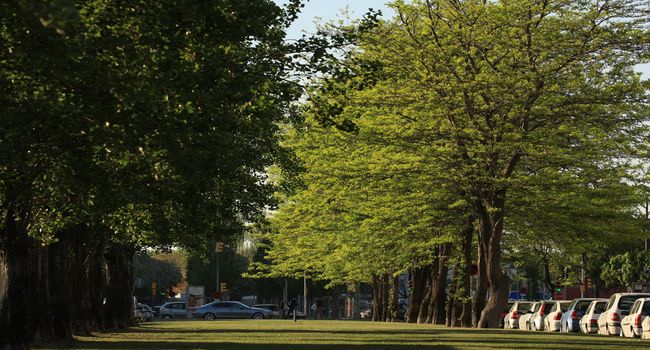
{"left": 0, "top": 0, "right": 307, "bottom": 348}
{"left": 253, "top": 0, "right": 649, "bottom": 328}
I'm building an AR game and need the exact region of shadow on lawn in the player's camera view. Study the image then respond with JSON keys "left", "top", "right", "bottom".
{"left": 34, "top": 342, "right": 458, "bottom": 350}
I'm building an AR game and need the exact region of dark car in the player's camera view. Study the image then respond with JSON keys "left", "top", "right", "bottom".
{"left": 192, "top": 301, "right": 273, "bottom": 320}
{"left": 560, "top": 298, "right": 599, "bottom": 332}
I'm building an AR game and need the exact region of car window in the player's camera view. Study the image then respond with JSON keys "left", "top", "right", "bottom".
{"left": 618, "top": 296, "right": 641, "bottom": 311}
{"left": 530, "top": 303, "right": 539, "bottom": 312}
{"left": 605, "top": 296, "right": 615, "bottom": 311}
{"left": 560, "top": 302, "right": 570, "bottom": 312}
{"left": 630, "top": 301, "right": 640, "bottom": 314}
{"left": 516, "top": 303, "right": 531, "bottom": 312}
{"left": 550, "top": 303, "right": 558, "bottom": 313}
{"left": 541, "top": 302, "right": 553, "bottom": 315}
{"left": 213, "top": 303, "right": 230, "bottom": 308}
{"left": 575, "top": 301, "right": 591, "bottom": 312}
{"left": 593, "top": 301, "right": 607, "bottom": 314}
{"left": 642, "top": 301, "right": 650, "bottom": 315}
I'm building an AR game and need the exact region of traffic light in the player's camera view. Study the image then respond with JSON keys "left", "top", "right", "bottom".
{"left": 151, "top": 281, "right": 157, "bottom": 297}
{"left": 407, "top": 280, "right": 414, "bottom": 289}
{"left": 215, "top": 241, "right": 224, "bottom": 253}
{"left": 554, "top": 286, "right": 561, "bottom": 292}
{"left": 587, "top": 278, "right": 593, "bottom": 288}
{"left": 220, "top": 282, "right": 227, "bottom": 292}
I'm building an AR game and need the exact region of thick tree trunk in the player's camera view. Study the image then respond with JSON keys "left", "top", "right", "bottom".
{"left": 476, "top": 196, "right": 510, "bottom": 328}
{"left": 89, "top": 230, "right": 107, "bottom": 331}
{"left": 428, "top": 244, "right": 450, "bottom": 325}
{"left": 417, "top": 271, "right": 431, "bottom": 324}
{"left": 104, "top": 242, "right": 136, "bottom": 329}
{"left": 406, "top": 266, "right": 428, "bottom": 323}
{"left": 0, "top": 207, "right": 41, "bottom": 349}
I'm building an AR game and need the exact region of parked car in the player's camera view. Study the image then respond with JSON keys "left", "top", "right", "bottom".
{"left": 158, "top": 301, "right": 188, "bottom": 319}
{"left": 253, "top": 304, "right": 282, "bottom": 317}
{"left": 192, "top": 301, "right": 273, "bottom": 320}
{"left": 544, "top": 300, "right": 571, "bottom": 332}
{"left": 504, "top": 301, "right": 532, "bottom": 329}
{"left": 642, "top": 315, "right": 650, "bottom": 339}
{"left": 531, "top": 300, "right": 555, "bottom": 331}
{"left": 620, "top": 298, "right": 650, "bottom": 338}
{"left": 518, "top": 302, "right": 539, "bottom": 331}
{"left": 579, "top": 299, "right": 608, "bottom": 334}
{"left": 560, "top": 298, "right": 598, "bottom": 332}
{"left": 598, "top": 293, "right": 650, "bottom": 336}
{"left": 500, "top": 301, "right": 514, "bottom": 328}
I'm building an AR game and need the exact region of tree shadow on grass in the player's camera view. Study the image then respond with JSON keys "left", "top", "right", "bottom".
{"left": 34, "top": 342, "right": 457, "bottom": 350}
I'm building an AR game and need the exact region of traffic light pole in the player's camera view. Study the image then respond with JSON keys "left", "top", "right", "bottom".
{"left": 216, "top": 251, "right": 220, "bottom": 297}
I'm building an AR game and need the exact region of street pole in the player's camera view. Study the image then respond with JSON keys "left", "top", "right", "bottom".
{"left": 216, "top": 253, "right": 220, "bottom": 296}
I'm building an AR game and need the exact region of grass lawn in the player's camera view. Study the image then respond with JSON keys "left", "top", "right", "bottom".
{"left": 33, "top": 319, "right": 649, "bottom": 350}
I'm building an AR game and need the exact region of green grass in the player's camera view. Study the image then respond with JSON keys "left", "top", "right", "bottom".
{"left": 33, "top": 320, "right": 649, "bottom": 350}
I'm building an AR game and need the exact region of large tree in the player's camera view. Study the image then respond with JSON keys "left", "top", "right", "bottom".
{"left": 0, "top": 0, "right": 302, "bottom": 347}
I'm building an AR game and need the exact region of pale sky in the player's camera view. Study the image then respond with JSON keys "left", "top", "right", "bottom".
{"left": 276, "top": 0, "right": 648, "bottom": 78}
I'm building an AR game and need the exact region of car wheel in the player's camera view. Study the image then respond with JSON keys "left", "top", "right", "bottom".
{"left": 203, "top": 313, "right": 216, "bottom": 321}
{"left": 162, "top": 314, "right": 172, "bottom": 319}
{"left": 252, "top": 312, "right": 264, "bottom": 320}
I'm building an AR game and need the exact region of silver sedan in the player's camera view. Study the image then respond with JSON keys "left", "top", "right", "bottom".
{"left": 192, "top": 301, "right": 273, "bottom": 320}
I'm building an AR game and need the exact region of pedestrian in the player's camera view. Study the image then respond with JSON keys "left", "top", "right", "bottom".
{"left": 310, "top": 302, "right": 317, "bottom": 319}
{"left": 287, "top": 299, "right": 295, "bottom": 320}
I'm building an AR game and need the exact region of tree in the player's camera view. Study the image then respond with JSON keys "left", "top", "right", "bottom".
{"left": 303, "top": 0, "right": 648, "bottom": 327}
{"left": 0, "top": 0, "right": 303, "bottom": 347}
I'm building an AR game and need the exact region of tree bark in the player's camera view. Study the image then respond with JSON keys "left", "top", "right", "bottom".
{"left": 428, "top": 244, "right": 450, "bottom": 325}
{"left": 388, "top": 274, "right": 399, "bottom": 322}
{"left": 417, "top": 270, "right": 432, "bottom": 324}
{"left": 476, "top": 195, "right": 510, "bottom": 328}
{"left": 104, "top": 242, "right": 136, "bottom": 329}
{"left": 0, "top": 206, "right": 39, "bottom": 349}
{"left": 406, "top": 266, "right": 428, "bottom": 323}
{"left": 472, "top": 234, "right": 487, "bottom": 327}
{"left": 446, "top": 266, "right": 457, "bottom": 327}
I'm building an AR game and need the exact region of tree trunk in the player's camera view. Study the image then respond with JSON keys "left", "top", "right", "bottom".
{"left": 476, "top": 196, "right": 510, "bottom": 328}
{"left": 381, "top": 273, "right": 390, "bottom": 322}
{"left": 104, "top": 242, "right": 136, "bottom": 329}
{"left": 459, "top": 217, "right": 474, "bottom": 327}
{"left": 388, "top": 274, "right": 399, "bottom": 322}
{"left": 428, "top": 244, "right": 450, "bottom": 325}
{"left": 446, "top": 266, "right": 457, "bottom": 327}
{"left": 406, "top": 266, "right": 428, "bottom": 323}
{"left": 371, "top": 275, "right": 380, "bottom": 322}
{"left": 417, "top": 271, "right": 431, "bottom": 324}
{"left": 472, "top": 233, "right": 487, "bottom": 327}
{"left": 0, "top": 206, "right": 39, "bottom": 349}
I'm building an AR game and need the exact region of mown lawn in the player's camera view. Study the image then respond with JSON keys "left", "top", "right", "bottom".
{"left": 33, "top": 319, "right": 649, "bottom": 350}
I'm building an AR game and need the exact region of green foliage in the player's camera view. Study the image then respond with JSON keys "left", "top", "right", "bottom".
{"left": 133, "top": 252, "right": 183, "bottom": 295}
{"left": 255, "top": 0, "right": 649, "bottom": 297}
{"left": 601, "top": 252, "right": 650, "bottom": 287}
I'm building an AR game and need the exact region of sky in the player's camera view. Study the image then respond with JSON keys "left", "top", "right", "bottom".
{"left": 275, "top": 0, "right": 648, "bottom": 78}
